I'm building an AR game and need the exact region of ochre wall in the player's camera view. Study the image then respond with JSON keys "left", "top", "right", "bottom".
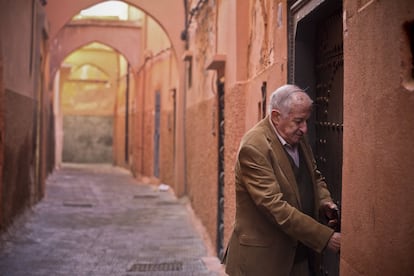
{"left": 341, "top": 0, "right": 414, "bottom": 275}
{"left": 153, "top": 54, "right": 177, "bottom": 186}
{"left": 138, "top": 55, "right": 176, "bottom": 185}
{"left": 185, "top": 0, "right": 289, "bottom": 253}
{"left": 128, "top": 15, "right": 177, "bottom": 189}
{"left": 186, "top": 96, "right": 219, "bottom": 246}
{"left": 113, "top": 58, "right": 128, "bottom": 168}
{"left": 185, "top": 0, "right": 220, "bottom": 250}
{"left": 221, "top": 0, "right": 289, "bottom": 248}
{"left": 61, "top": 45, "right": 120, "bottom": 164}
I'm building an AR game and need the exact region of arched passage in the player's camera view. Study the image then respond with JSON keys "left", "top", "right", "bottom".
{"left": 47, "top": 1, "right": 182, "bottom": 40}
{"left": 50, "top": 21, "right": 143, "bottom": 79}
{"left": 47, "top": 0, "right": 187, "bottom": 195}
{"left": 46, "top": 0, "right": 185, "bottom": 77}
{"left": 56, "top": 42, "right": 129, "bottom": 164}
{"left": 48, "top": 2, "right": 184, "bottom": 193}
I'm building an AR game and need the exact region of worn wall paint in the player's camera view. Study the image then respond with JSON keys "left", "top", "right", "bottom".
{"left": 185, "top": 0, "right": 220, "bottom": 250}
{"left": 62, "top": 115, "right": 113, "bottom": 163}
{"left": 0, "top": 0, "right": 34, "bottom": 97}
{"left": 60, "top": 44, "right": 121, "bottom": 164}
{"left": 220, "top": 0, "right": 288, "bottom": 248}
{"left": 125, "top": 15, "right": 176, "bottom": 189}
{"left": 184, "top": 0, "right": 289, "bottom": 253}
{"left": 248, "top": 0, "right": 276, "bottom": 77}
{"left": 0, "top": 0, "right": 52, "bottom": 230}
{"left": 3, "top": 90, "right": 35, "bottom": 226}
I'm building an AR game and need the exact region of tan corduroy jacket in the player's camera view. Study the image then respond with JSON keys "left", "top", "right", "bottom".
{"left": 223, "top": 116, "right": 334, "bottom": 276}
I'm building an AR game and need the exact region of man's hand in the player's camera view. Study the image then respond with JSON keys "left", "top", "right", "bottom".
{"left": 321, "top": 201, "right": 340, "bottom": 229}
{"left": 327, "top": 232, "right": 341, "bottom": 253}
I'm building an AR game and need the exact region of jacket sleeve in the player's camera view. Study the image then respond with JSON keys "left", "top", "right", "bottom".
{"left": 238, "top": 143, "right": 334, "bottom": 253}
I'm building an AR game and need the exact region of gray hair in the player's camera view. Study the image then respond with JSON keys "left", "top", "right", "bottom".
{"left": 268, "top": 84, "right": 313, "bottom": 117}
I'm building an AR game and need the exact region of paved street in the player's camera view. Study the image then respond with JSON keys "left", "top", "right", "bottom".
{"left": 0, "top": 164, "right": 225, "bottom": 276}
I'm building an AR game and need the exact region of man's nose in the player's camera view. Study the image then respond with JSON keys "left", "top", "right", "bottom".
{"left": 299, "top": 121, "right": 307, "bottom": 133}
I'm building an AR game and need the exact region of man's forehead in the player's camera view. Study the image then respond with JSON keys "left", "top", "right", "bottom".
{"left": 289, "top": 108, "right": 311, "bottom": 119}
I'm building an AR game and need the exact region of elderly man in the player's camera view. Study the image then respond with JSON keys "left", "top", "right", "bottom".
{"left": 223, "top": 84, "right": 340, "bottom": 276}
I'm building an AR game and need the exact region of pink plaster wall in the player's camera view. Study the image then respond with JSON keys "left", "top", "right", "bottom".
{"left": 185, "top": 0, "right": 290, "bottom": 253}
{"left": 184, "top": 0, "right": 220, "bottom": 248}
{"left": 223, "top": 82, "right": 247, "bottom": 245}
{"left": 127, "top": 19, "right": 177, "bottom": 190}
{"left": 0, "top": 0, "right": 53, "bottom": 230}
{"left": 0, "top": 0, "right": 37, "bottom": 97}
{"left": 342, "top": 0, "right": 414, "bottom": 275}
{"left": 186, "top": 97, "right": 219, "bottom": 247}
{"left": 113, "top": 67, "right": 128, "bottom": 167}
{"left": 151, "top": 54, "right": 177, "bottom": 187}
{"left": 221, "top": 0, "right": 289, "bottom": 246}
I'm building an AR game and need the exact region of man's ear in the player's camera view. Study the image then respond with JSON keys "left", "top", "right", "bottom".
{"left": 270, "top": 109, "right": 281, "bottom": 125}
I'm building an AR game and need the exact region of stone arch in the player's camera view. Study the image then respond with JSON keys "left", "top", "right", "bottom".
{"left": 64, "top": 47, "right": 123, "bottom": 88}
{"left": 46, "top": 0, "right": 185, "bottom": 73}
{"left": 71, "top": 63, "right": 111, "bottom": 79}
{"left": 50, "top": 23, "right": 142, "bottom": 79}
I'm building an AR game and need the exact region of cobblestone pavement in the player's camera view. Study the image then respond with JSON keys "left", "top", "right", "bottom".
{"left": 0, "top": 164, "right": 226, "bottom": 276}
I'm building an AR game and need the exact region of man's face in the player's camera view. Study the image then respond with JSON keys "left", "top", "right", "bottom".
{"left": 271, "top": 102, "right": 311, "bottom": 145}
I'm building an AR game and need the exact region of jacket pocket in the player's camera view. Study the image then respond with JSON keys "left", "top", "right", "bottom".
{"left": 239, "top": 234, "right": 273, "bottom": 247}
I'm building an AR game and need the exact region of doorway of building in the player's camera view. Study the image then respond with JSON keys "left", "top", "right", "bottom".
{"left": 289, "top": 0, "right": 343, "bottom": 275}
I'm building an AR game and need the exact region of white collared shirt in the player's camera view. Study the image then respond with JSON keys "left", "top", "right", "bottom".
{"left": 269, "top": 116, "right": 299, "bottom": 167}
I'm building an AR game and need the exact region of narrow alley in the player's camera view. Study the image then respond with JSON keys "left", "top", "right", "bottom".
{"left": 1, "top": 1, "right": 413, "bottom": 275}
{"left": 0, "top": 164, "right": 224, "bottom": 276}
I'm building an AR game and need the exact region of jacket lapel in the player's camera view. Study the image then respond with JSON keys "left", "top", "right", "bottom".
{"left": 263, "top": 117, "right": 302, "bottom": 208}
